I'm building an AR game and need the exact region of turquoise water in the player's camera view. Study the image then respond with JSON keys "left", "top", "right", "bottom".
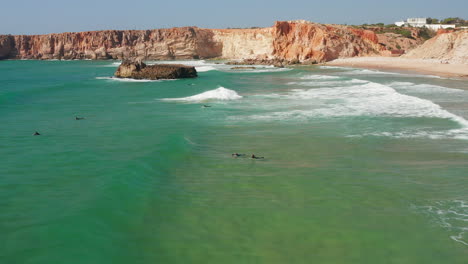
{"left": 1, "top": 60, "right": 467, "bottom": 263}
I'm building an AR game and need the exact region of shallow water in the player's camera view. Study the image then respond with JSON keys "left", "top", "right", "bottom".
{"left": 1, "top": 60, "right": 467, "bottom": 263}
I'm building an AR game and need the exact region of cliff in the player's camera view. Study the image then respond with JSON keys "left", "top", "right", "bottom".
{"left": 0, "top": 21, "right": 399, "bottom": 62}
{"left": 3, "top": 28, "right": 221, "bottom": 60}
{"left": 404, "top": 30, "right": 468, "bottom": 64}
{"left": 272, "top": 21, "right": 383, "bottom": 62}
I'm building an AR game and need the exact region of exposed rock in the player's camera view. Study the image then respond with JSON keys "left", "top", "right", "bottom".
{"left": 226, "top": 58, "right": 287, "bottom": 67}
{"left": 271, "top": 21, "right": 385, "bottom": 63}
{"left": 230, "top": 66, "right": 256, "bottom": 70}
{"left": 404, "top": 31, "right": 468, "bottom": 64}
{"left": 375, "top": 33, "right": 422, "bottom": 54}
{"left": 2, "top": 28, "right": 221, "bottom": 60}
{"left": 0, "top": 35, "right": 13, "bottom": 59}
{"left": 115, "top": 60, "right": 197, "bottom": 79}
{"left": 211, "top": 28, "right": 274, "bottom": 60}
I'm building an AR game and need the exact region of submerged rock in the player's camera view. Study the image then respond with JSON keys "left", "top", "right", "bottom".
{"left": 115, "top": 60, "right": 197, "bottom": 80}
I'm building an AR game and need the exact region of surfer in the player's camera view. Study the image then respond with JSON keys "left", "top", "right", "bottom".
{"left": 232, "top": 153, "right": 244, "bottom": 157}
{"left": 33, "top": 131, "right": 41, "bottom": 136}
{"left": 202, "top": 105, "right": 211, "bottom": 108}
{"left": 75, "top": 116, "right": 85, "bottom": 120}
{"left": 251, "top": 154, "right": 264, "bottom": 159}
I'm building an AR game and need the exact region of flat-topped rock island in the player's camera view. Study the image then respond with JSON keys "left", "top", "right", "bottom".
{"left": 114, "top": 60, "right": 198, "bottom": 80}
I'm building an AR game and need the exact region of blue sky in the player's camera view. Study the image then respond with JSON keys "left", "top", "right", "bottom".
{"left": 2, "top": 0, "right": 467, "bottom": 34}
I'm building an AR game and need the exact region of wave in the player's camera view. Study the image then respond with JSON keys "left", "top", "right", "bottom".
{"left": 318, "top": 66, "right": 346, "bottom": 69}
{"left": 349, "top": 128, "right": 468, "bottom": 140}
{"left": 300, "top": 75, "right": 341, "bottom": 80}
{"left": 388, "top": 82, "right": 464, "bottom": 94}
{"left": 288, "top": 79, "right": 368, "bottom": 86}
{"left": 237, "top": 68, "right": 292, "bottom": 73}
{"left": 342, "top": 68, "right": 400, "bottom": 75}
{"left": 104, "top": 60, "right": 221, "bottom": 68}
{"left": 95, "top": 77, "right": 170, "bottom": 82}
{"left": 196, "top": 66, "right": 217, "bottom": 72}
{"left": 162, "top": 87, "right": 242, "bottom": 102}
{"left": 239, "top": 80, "right": 468, "bottom": 129}
{"left": 101, "top": 61, "right": 122, "bottom": 67}
{"left": 412, "top": 200, "right": 468, "bottom": 246}
{"left": 150, "top": 60, "right": 214, "bottom": 67}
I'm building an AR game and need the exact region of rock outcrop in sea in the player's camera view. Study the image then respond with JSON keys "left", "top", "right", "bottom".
{"left": 114, "top": 60, "right": 197, "bottom": 80}
{"left": 0, "top": 20, "right": 433, "bottom": 63}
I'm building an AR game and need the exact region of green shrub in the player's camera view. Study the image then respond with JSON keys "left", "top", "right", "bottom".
{"left": 394, "top": 29, "right": 414, "bottom": 39}
{"left": 419, "top": 28, "right": 435, "bottom": 40}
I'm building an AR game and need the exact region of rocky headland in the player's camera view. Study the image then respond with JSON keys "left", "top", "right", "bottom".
{"left": 114, "top": 60, "right": 197, "bottom": 80}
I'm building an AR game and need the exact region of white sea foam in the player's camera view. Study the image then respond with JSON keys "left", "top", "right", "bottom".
{"left": 412, "top": 200, "right": 468, "bottom": 246}
{"left": 230, "top": 67, "right": 292, "bottom": 73}
{"left": 101, "top": 61, "right": 123, "bottom": 67}
{"left": 196, "top": 66, "right": 217, "bottom": 72}
{"left": 239, "top": 80, "right": 468, "bottom": 130}
{"left": 319, "top": 66, "right": 346, "bottom": 70}
{"left": 151, "top": 60, "right": 213, "bottom": 67}
{"left": 388, "top": 82, "right": 464, "bottom": 94}
{"left": 351, "top": 128, "right": 468, "bottom": 140}
{"left": 95, "top": 77, "right": 167, "bottom": 82}
{"left": 104, "top": 60, "right": 221, "bottom": 68}
{"left": 299, "top": 75, "right": 341, "bottom": 80}
{"left": 341, "top": 68, "right": 400, "bottom": 75}
{"left": 288, "top": 79, "right": 368, "bottom": 86}
{"left": 162, "top": 87, "right": 242, "bottom": 102}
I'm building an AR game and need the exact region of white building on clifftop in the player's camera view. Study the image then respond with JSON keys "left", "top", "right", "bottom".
{"left": 395, "top": 18, "right": 456, "bottom": 30}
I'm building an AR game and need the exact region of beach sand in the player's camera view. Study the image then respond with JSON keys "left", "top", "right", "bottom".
{"left": 325, "top": 57, "right": 468, "bottom": 79}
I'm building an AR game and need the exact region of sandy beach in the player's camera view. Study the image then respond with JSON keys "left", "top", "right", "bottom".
{"left": 325, "top": 57, "right": 468, "bottom": 78}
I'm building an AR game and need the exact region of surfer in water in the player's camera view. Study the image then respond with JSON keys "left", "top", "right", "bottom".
{"left": 75, "top": 116, "right": 85, "bottom": 120}
{"left": 33, "top": 131, "right": 40, "bottom": 136}
{"left": 251, "top": 154, "right": 264, "bottom": 159}
{"left": 202, "top": 105, "right": 211, "bottom": 108}
{"left": 232, "top": 153, "right": 245, "bottom": 157}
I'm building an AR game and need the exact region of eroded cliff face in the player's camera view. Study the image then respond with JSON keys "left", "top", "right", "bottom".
{"left": 212, "top": 28, "right": 274, "bottom": 59}
{"left": 0, "top": 21, "right": 395, "bottom": 62}
{"left": 404, "top": 31, "right": 468, "bottom": 64}
{"left": 6, "top": 27, "right": 223, "bottom": 60}
{"left": 0, "top": 35, "right": 14, "bottom": 59}
{"left": 272, "top": 21, "right": 383, "bottom": 62}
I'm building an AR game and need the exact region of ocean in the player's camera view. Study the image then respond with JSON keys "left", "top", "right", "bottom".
{"left": 1, "top": 60, "right": 467, "bottom": 263}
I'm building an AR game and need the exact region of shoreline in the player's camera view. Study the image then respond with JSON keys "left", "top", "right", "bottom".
{"left": 324, "top": 57, "right": 468, "bottom": 79}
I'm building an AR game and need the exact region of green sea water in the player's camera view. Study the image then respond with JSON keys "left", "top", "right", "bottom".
{"left": 1, "top": 60, "right": 467, "bottom": 263}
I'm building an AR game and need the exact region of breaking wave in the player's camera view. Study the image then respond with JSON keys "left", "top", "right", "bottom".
{"left": 196, "top": 66, "right": 217, "bottom": 72}
{"left": 95, "top": 77, "right": 169, "bottom": 82}
{"left": 162, "top": 87, "right": 242, "bottom": 102}
{"left": 388, "top": 82, "right": 464, "bottom": 94}
{"left": 288, "top": 79, "right": 367, "bottom": 87}
{"left": 249, "top": 81, "right": 468, "bottom": 124}
{"left": 299, "top": 75, "right": 341, "bottom": 80}
{"left": 230, "top": 67, "right": 292, "bottom": 73}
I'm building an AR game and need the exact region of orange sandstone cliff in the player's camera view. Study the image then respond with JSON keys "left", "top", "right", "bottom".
{"left": 0, "top": 21, "right": 392, "bottom": 62}
{"left": 272, "top": 21, "right": 383, "bottom": 62}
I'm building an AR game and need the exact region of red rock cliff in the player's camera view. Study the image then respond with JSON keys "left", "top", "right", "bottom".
{"left": 4, "top": 27, "right": 222, "bottom": 60}
{"left": 0, "top": 21, "right": 389, "bottom": 62}
{"left": 272, "top": 21, "right": 383, "bottom": 62}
